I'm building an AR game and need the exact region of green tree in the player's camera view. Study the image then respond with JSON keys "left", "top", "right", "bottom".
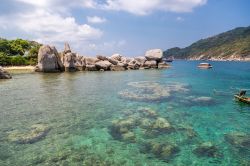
{"left": 0, "top": 52, "right": 11, "bottom": 66}
{"left": 10, "top": 56, "right": 27, "bottom": 66}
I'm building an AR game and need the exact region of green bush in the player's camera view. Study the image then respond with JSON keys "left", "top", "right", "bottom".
{"left": 10, "top": 56, "right": 28, "bottom": 66}
{"left": 0, "top": 38, "right": 41, "bottom": 66}
{"left": 0, "top": 52, "right": 11, "bottom": 66}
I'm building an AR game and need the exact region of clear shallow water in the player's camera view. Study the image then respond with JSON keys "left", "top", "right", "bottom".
{"left": 0, "top": 61, "right": 250, "bottom": 166}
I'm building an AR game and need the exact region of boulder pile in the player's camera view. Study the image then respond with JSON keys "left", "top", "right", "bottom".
{"left": 36, "top": 43, "right": 170, "bottom": 72}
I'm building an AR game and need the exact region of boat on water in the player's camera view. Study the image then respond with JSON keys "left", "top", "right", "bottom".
{"left": 234, "top": 90, "right": 250, "bottom": 104}
{"left": 197, "top": 63, "right": 212, "bottom": 69}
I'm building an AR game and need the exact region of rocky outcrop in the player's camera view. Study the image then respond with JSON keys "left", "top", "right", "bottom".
{"left": 145, "top": 49, "right": 163, "bottom": 62}
{"left": 96, "top": 55, "right": 108, "bottom": 61}
{"left": 7, "top": 124, "right": 50, "bottom": 144}
{"left": 144, "top": 60, "right": 157, "bottom": 69}
{"left": 158, "top": 62, "right": 170, "bottom": 69}
{"left": 111, "top": 54, "right": 122, "bottom": 61}
{"left": 108, "top": 57, "right": 118, "bottom": 65}
{"left": 85, "top": 65, "right": 97, "bottom": 71}
{"left": 36, "top": 44, "right": 170, "bottom": 73}
{"left": 74, "top": 55, "right": 86, "bottom": 71}
{"left": 0, "top": 66, "right": 12, "bottom": 79}
{"left": 36, "top": 45, "right": 64, "bottom": 72}
{"left": 110, "top": 65, "right": 126, "bottom": 71}
{"left": 193, "top": 142, "right": 221, "bottom": 158}
{"left": 62, "top": 43, "right": 77, "bottom": 71}
{"left": 225, "top": 132, "right": 250, "bottom": 150}
{"left": 85, "top": 57, "right": 100, "bottom": 65}
{"left": 143, "top": 141, "right": 180, "bottom": 161}
{"left": 95, "top": 60, "right": 112, "bottom": 71}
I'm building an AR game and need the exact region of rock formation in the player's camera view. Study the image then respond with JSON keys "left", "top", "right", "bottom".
{"left": 62, "top": 43, "right": 77, "bottom": 71}
{"left": 35, "top": 45, "right": 64, "bottom": 72}
{"left": 145, "top": 49, "right": 163, "bottom": 62}
{"left": 35, "top": 44, "right": 170, "bottom": 73}
{"left": 0, "top": 66, "right": 12, "bottom": 79}
{"left": 193, "top": 142, "right": 220, "bottom": 158}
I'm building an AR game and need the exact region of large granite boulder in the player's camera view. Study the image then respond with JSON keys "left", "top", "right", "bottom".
{"left": 127, "top": 59, "right": 140, "bottom": 70}
{"left": 36, "top": 45, "right": 64, "bottom": 72}
{"left": 108, "top": 57, "right": 118, "bottom": 65}
{"left": 97, "top": 55, "right": 108, "bottom": 61}
{"left": 0, "top": 66, "right": 12, "bottom": 79}
{"left": 95, "top": 60, "right": 112, "bottom": 71}
{"left": 144, "top": 60, "right": 157, "bottom": 69}
{"left": 111, "top": 54, "right": 122, "bottom": 61}
{"left": 85, "top": 65, "right": 98, "bottom": 71}
{"left": 145, "top": 49, "right": 163, "bottom": 62}
{"left": 121, "top": 57, "right": 132, "bottom": 64}
{"left": 74, "top": 55, "right": 86, "bottom": 71}
{"left": 134, "top": 56, "right": 146, "bottom": 66}
{"left": 110, "top": 65, "right": 126, "bottom": 71}
{"left": 62, "top": 43, "right": 76, "bottom": 71}
{"left": 85, "top": 57, "right": 100, "bottom": 65}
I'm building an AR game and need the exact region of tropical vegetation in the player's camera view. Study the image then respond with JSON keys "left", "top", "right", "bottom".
{"left": 0, "top": 38, "right": 41, "bottom": 66}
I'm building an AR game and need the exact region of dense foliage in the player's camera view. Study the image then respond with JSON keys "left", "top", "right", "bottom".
{"left": 0, "top": 38, "right": 41, "bottom": 66}
{"left": 164, "top": 26, "right": 250, "bottom": 60}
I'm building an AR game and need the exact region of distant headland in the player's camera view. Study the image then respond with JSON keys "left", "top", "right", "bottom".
{"left": 163, "top": 26, "right": 250, "bottom": 61}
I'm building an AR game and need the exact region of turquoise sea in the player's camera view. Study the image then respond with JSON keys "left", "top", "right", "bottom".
{"left": 0, "top": 61, "right": 249, "bottom": 166}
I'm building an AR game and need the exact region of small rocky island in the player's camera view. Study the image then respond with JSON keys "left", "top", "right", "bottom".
{"left": 35, "top": 43, "right": 170, "bottom": 73}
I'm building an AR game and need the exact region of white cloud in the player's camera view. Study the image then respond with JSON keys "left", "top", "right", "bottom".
{"left": 86, "top": 0, "right": 207, "bottom": 15}
{"left": 0, "top": 9, "right": 103, "bottom": 49}
{"left": 87, "top": 16, "right": 107, "bottom": 24}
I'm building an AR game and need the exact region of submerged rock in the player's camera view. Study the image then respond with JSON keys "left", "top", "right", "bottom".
{"left": 152, "top": 117, "right": 172, "bottom": 132}
{"left": 193, "top": 142, "right": 221, "bottom": 158}
{"left": 119, "top": 81, "right": 189, "bottom": 102}
{"left": 137, "top": 108, "right": 158, "bottom": 118}
{"left": 225, "top": 132, "right": 250, "bottom": 150}
{"left": 36, "top": 45, "right": 64, "bottom": 72}
{"left": 0, "top": 66, "right": 12, "bottom": 79}
{"left": 121, "top": 131, "right": 136, "bottom": 142}
{"left": 192, "top": 96, "right": 214, "bottom": 103}
{"left": 144, "top": 141, "right": 180, "bottom": 161}
{"left": 109, "top": 117, "right": 138, "bottom": 142}
{"left": 8, "top": 124, "right": 50, "bottom": 144}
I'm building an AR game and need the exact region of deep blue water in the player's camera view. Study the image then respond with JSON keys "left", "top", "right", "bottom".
{"left": 0, "top": 61, "right": 250, "bottom": 165}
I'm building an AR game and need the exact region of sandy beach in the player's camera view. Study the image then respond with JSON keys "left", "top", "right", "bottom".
{"left": 3, "top": 66, "right": 35, "bottom": 73}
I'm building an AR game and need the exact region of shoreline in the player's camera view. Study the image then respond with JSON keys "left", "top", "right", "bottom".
{"left": 3, "top": 66, "right": 35, "bottom": 72}
{"left": 173, "top": 59, "right": 250, "bottom": 62}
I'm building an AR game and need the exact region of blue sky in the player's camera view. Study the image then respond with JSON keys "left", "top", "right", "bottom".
{"left": 0, "top": 0, "right": 249, "bottom": 56}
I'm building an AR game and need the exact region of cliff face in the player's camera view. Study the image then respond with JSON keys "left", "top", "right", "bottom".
{"left": 164, "top": 26, "right": 250, "bottom": 61}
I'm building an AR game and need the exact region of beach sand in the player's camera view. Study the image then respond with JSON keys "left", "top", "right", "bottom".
{"left": 3, "top": 66, "right": 35, "bottom": 73}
